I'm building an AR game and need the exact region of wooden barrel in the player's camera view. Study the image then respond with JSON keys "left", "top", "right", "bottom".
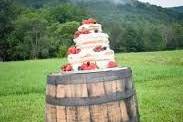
{"left": 45, "top": 67, "right": 140, "bottom": 122}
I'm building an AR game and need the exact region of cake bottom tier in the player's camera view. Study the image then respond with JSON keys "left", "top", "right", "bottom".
{"left": 71, "top": 59, "right": 115, "bottom": 71}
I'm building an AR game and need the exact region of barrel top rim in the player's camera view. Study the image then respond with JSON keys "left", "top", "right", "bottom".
{"left": 49, "top": 67, "right": 131, "bottom": 76}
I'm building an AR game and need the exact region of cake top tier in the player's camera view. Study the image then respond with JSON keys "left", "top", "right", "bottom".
{"left": 74, "top": 18, "right": 102, "bottom": 39}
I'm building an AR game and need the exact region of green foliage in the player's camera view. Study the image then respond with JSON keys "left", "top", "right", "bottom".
{"left": 43, "top": 4, "right": 87, "bottom": 23}
{"left": 0, "top": 0, "right": 21, "bottom": 61}
{"left": 14, "top": 11, "right": 49, "bottom": 59}
{"left": 1, "top": 2, "right": 87, "bottom": 61}
{"left": 1, "top": 0, "right": 183, "bottom": 61}
{"left": 171, "top": 6, "right": 183, "bottom": 14}
{"left": 55, "top": 21, "right": 80, "bottom": 39}
{"left": 57, "top": 45, "right": 68, "bottom": 58}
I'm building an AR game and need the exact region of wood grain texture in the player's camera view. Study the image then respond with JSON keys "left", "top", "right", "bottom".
{"left": 46, "top": 85, "right": 56, "bottom": 97}
{"left": 87, "top": 82, "right": 105, "bottom": 97}
{"left": 77, "top": 83, "right": 90, "bottom": 122}
{"left": 57, "top": 106, "right": 66, "bottom": 122}
{"left": 120, "top": 101, "right": 129, "bottom": 122}
{"left": 107, "top": 102, "right": 121, "bottom": 122}
{"left": 57, "top": 84, "right": 65, "bottom": 98}
{"left": 66, "top": 107, "right": 77, "bottom": 122}
{"left": 77, "top": 106, "right": 90, "bottom": 122}
{"left": 46, "top": 68, "right": 139, "bottom": 122}
{"left": 46, "top": 104, "right": 56, "bottom": 122}
{"left": 90, "top": 104, "right": 108, "bottom": 122}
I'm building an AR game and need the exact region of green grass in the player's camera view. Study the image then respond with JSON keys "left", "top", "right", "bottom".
{"left": 0, "top": 50, "right": 183, "bottom": 122}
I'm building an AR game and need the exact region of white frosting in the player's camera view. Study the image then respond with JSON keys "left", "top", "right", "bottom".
{"left": 78, "top": 24, "right": 102, "bottom": 33}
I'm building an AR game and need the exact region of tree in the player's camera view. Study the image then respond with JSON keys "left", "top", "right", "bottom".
{"left": 161, "top": 25, "right": 176, "bottom": 49}
{"left": 12, "top": 11, "right": 49, "bottom": 59}
{"left": 0, "top": 0, "right": 20, "bottom": 61}
{"left": 42, "top": 4, "right": 87, "bottom": 24}
{"left": 173, "top": 24, "right": 183, "bottom": 49}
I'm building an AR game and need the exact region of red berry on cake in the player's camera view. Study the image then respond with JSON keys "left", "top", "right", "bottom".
{"left": 80, "top": 63, "right": 87, "bottom": 70}
{"left": 88, "top": 18, "right": 97, "bottom": 24}
{"left": 65, "top": 64, "right": 72, "bottom": 71}
{"left": 80, "top": 29, "right": 90, "bottom": 34}
{"left": 61, "top": 64, "right": 73, "bottom": 72}
{"left": 93, "top": 45, "right": 103, "bottom": 52}
{"left": 67, "top": 46, "right": 76, "bottom": 54}
{"left": 82, "top": 18, "right": 97, "bottom": 24}
{"left": 68, "top": 46, "right": 81, "bottom": 55}
{"left": 90, "top": 62, "right": 98, "bottom": 69}
{"left": 80, "top": 61, "right": 98, "bottom": 70}
{"left": 82, "top": 19, "right": 89, "bottom": 24}
{"left": 107, "top": 61, "right": 118, "bottom": 68}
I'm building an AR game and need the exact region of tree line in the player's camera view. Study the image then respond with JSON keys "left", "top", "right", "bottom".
{"left": 0, "top": 0, "right": 183, "bottom": 61}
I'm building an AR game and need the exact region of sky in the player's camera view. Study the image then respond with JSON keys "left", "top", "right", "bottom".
{"left": 138, "top": 0, "right": 183, "bottom": 7}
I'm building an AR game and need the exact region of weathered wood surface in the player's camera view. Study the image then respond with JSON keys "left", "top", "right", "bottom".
{"left": 46, "top": 67, "right": 140, "bottom": 122}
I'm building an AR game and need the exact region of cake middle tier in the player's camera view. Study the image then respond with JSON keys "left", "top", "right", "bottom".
{"left": 74, "top": 33, "right": 109, "bottom": 45}
{"left": 68, "top": 49, "right": 115, "bottom": 65}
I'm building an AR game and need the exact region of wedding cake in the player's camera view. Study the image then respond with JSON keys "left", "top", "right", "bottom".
{"left": 62, "top": 18, "right": 118, "bottom": 72}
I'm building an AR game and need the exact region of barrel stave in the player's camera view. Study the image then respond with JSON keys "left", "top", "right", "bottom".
{"left": 77, "top": 106, "right": 90, "bottom": 122}
{"left": 46, "top": 104, "right": 56, "bottom": 122}
{"left": 56, "top": 106, "right": 66, "bottom": 122}
{"left": 90, "top": 104, "right": 108, "bottom": 122}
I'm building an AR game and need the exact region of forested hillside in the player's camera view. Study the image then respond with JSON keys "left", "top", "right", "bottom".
{"left": 171, "top": 6, "right": 183, "bottom": 14}
{"left": 0, "top": 0, "right": 183, "bottom": 61}
{"left": 73, "top": 0, "right": 183, "bottom": 52}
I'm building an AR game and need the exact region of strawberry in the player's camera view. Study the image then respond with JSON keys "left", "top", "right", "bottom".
{"left": 107, "top": 61, "right": 118, "bottom": 68}
{"left": 80, "top": 63, "right": 87, "bottom": 70}
{"left": 87, "top": 19, "right": 93, "bottom": 24}
{"left": 80, "top": 29, "right": 90, "bottom": 34}
{"left": 90, "top": 62, "right": 98, "bottom": 69}
{"left": 93, "top": 46, "right": 103, "bottom": 52}
{"left": 88, "top": 18, "right": 97, "bottom": 24}
{"left": 74, "top": 30, "right": 90, "bottom": 38}
{"left": 65, "top": 64, "right": 72, "bottom": 71}
{"left": 61, "top": 64, "right": 72, "bottom": 72}
{"left": 80, "top": 61, "right": 98, "bottom": 70}
{"left": 67, "top": 46, "right": 76, "bottom": 54}
{"left": 68, "top": 46, "right": 81, "bottom": 55}
{"left": 82, "top": 19, "right": 90, "bottom": 24}
{"left": 82, "top": 18, "right": 97, "bottom": 24}
{"left": 84, "top": 62, "right": 93, "bottom": 70}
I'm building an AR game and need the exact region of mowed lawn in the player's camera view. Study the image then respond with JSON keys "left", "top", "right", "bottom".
{"left": 0, "top": 50, "right": 183, "bottom": 122}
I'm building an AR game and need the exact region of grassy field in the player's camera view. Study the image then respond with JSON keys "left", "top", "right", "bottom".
{"left": 0, "top": 50, "right": 183, "bottom": 122}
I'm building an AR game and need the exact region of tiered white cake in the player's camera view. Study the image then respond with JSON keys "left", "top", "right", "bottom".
{"left": 63, "top": 18, "right": 117, "bottom": 72}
